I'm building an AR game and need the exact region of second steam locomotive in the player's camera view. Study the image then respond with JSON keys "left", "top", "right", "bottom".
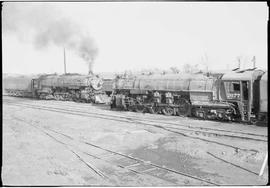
{"left": 4, "top": 73, "right": 105, "bottom": 103}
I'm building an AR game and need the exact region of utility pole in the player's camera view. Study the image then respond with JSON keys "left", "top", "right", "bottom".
{"left": 63, "top": 48, "right": 67, "bottom": 74}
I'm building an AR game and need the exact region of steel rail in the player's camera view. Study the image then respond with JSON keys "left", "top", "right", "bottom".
{"left": 4, "top": 98, "right": 267, "bottom": 138}
{"left": 4, "top": 101, "right": 263, "bottom": 153}
{"left": 11, "top": 116, "right": 209, "bottom": 185}
{"left": 18, "top": 116, "right": 218, "bottom": 185}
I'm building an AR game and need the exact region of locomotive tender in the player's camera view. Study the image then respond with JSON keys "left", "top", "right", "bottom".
{"left": 3, "top": 73, "right": 104, "bottom": 103}
{"left": 111, "top": 69, "right": 268, "bottom": 124}
{"left": 3, "top": 75, "right": 35, "bottom": 97}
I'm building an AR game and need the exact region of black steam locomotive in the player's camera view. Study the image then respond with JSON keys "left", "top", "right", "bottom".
{"left": 110, "top": 69, "right": 268, "bottom": 124}
{"left": 3, "top": 73, "right": 105, "bottom": 103}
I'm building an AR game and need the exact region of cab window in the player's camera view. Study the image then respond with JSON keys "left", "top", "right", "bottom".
{"left": 224, "top": 81, "right": 241, "bottom": 100}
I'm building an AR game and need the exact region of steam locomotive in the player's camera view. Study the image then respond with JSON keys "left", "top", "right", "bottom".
{"left": 110, "top": 69, "right": 268, "bottom": 124}
{"left": 3, "top": 73, "right": 105, "bottom": 103}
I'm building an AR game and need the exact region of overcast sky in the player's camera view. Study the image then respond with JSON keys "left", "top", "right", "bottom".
{"left": 2, "top": 2, "right": 268, "bottom": 74}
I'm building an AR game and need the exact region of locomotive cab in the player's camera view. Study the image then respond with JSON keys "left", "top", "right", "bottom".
{"left": 220, "top": 69, "right": 265, "bottom": 122}
{"left": 258, "top": 72, "right": 268, "bottom": 125}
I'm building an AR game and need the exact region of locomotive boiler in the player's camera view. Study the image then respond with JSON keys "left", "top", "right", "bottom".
{"left": 111, "top": 69, "right": 268, "bottom": 124}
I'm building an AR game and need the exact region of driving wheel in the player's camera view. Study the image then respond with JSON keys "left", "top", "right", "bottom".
{"left": 176, "top": 98, "right": 190, "bottom": 116}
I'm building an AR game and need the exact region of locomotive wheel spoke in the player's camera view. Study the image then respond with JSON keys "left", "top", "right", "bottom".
{"left": 162, "top": 107, "right": 174, "bottom": 116}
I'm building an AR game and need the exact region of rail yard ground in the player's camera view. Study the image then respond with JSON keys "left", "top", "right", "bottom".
{"left": 2, "top": 96, "right": 268, "bottom": 186}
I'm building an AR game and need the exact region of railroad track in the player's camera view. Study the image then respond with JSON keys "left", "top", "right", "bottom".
{"left": 4, "top": 99, "right": 267, "bottom": 144}
{"left": 4, "top": 99, "right": 266, "bottom": 184}
{"left": 3, "top": 101, "right": 265, "bottom": 159}
{"left": 4, "top": 101, "right": 267, "bottom": 155}
{"left": 11, "top": 115, "right": 218, "bottom": 186}
{"left": 4, "top": 97, "right": 267, "bottom": 138}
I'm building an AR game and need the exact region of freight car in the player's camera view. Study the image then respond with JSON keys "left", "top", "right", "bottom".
{"left": 3, "top": 73, "right": 105, "bottom": 103}
{"left": 110, "top": 69, "right": 268, "bottom": 124}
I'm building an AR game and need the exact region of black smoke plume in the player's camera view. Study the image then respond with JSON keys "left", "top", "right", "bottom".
{"left": 2, "top": 3, "right": 98, "bottom": 74}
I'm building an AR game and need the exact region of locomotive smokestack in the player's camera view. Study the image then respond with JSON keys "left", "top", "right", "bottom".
{"left": 64, "top": 48, "right": 67, "bottom": 74}
{"left": 88, "top": 57, "right": 93, "bottom": 75}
